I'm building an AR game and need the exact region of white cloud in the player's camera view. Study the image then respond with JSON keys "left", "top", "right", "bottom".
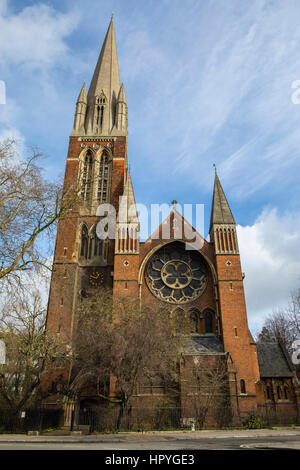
{"left": 237, "top": 208, "right": 300, "bottom": 334}
{"left": 0, "top": 2, "right": 79, "bottom": 69}
{"left": 122, "top": 30, "right": 165, "bottom": 82}
{"left": 0, "top": 127, "right": 24, "bottom": 145}
{"left": 130, "top": 0, "right": 300, "bottom": 201}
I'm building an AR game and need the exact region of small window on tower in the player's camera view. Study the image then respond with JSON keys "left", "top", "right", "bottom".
{"left": 100, "top": 105, "right": 104, "bottom": 129}
{"left": 96, "top": 105, "right": 100, "bottom": 125}
{"left": 240, "top": 379, "right": 246, "bottom": 394}
{"left": 94, "top": 238, "right": 103, "bottom": 257}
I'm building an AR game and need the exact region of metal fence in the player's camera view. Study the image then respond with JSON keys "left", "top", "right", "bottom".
{"left": 79, "top": 406, "right": 182, "bottom": 432}
{"left": 0, "top": 408, "right": 63, "bottom": 433}
{"left": 257, "top": 403, "right": 299, "bottom": 426}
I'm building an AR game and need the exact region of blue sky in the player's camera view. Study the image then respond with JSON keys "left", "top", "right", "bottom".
{"left": 1, "top": 0, "right": 300, "bottom": 332}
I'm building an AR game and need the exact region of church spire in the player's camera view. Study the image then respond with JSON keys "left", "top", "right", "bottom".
{"left": 209, "top": 171, "right": 235, "bottom": 231}
{"left": 85, "top": 17, "right": 124, "bottom": 136}
{"left": 209, "top": 171, "right": 238, "bottom": 254}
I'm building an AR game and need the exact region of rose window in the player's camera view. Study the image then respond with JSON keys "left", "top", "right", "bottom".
{"left": 145, "top": 243, "right": 207, "bottom": 303}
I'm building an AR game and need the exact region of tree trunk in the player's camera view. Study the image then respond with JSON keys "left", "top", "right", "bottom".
{"left": 116, "top": 401, "right": 131, "bottom": 431}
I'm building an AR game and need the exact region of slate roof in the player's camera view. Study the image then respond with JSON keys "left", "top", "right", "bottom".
{"left": 182, "top": 335, "right": 224, "bottom": 355}
{"left": 256, "top": 342, "right": 294, "bottom": 378}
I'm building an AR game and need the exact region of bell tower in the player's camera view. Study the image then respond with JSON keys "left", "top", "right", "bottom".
{"left": 46, "top": 18, "right": 128, "bottom": 340}
{"left": 210, "top": 171, "right": 260, "bottom": 418}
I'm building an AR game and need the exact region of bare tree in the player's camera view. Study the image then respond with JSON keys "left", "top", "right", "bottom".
{"left": 182, "top": 356, "right": 230, "bottom": 429}
{"left": 257, "top": 289, "right": 300, "bottom": 355}
{"left": 0, "top": 283, "right": 69, "bottom": 414}
{"left": 69, "top": 290, "right": 184, "bottom": 430}
{"left": 287, "top": 289, "right": 300, "bottom": 343}
{"left": 256, "top": 289, "right": 300, "bottom": 379}
{"left": 257, "top": 311, "right": 294, "bottom": 353}
{"left": 0, "top": 138, "right": 78, "bottom": 286}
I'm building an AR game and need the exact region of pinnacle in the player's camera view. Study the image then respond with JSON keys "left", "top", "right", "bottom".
{"left": 77, "top": 83, "right": 87, "bottom": 103}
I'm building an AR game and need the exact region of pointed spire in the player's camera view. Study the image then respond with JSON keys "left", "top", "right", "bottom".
{"left": 118, "top": 170, "right": 139, "bottom": 224}
{"left": 72, "top": 83, "right": 87, "bottom": 134}
{"left": 115, "top": 83, "right": 128, "bottom": 132}
{"left": 77, "top": 83, "right": 87, "bottom": 103}
{"left": 117, "top": 83, "right": 126, "bottom": 103}
{"left": 85, "top": 17, "right": 121, "bottom": 135}
{"left": 116, "top": 170, "right": 139, "bottom": 254}
{"left": 87, "top": 17, "right": 120, "bottom": 100}
{"left": 209, "top": 171, "right": 235, "bottom": 232}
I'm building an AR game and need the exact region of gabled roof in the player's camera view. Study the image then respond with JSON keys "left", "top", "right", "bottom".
{"left": 182, "top": 335, "right": 224, "bottom": 355}
{"left": 145, "top": 207, "right": 206, "bottom": 251}
{"left": 209, "top": 172, "right": 235, "bottom": 232}
{"left": 256, "top": 342, "right": 294, "bottom": 378}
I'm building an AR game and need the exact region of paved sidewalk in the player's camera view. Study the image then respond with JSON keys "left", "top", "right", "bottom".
{"left": 0, "top": 427, "right": 300, "bottom": 443}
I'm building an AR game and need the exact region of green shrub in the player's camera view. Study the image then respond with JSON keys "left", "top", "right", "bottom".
{"left": 242, "top": 412, "right": 265, "bottom": 429}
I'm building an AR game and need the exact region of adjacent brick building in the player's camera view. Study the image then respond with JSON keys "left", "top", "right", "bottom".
{"left": 45, "top": 18, "right": 300, "bottom": 428}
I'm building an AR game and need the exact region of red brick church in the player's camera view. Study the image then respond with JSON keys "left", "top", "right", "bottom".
{"left": 45, "top": 18, "right": 300, "bottom": 428}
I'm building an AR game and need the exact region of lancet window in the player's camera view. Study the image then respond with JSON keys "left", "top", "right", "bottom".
{"left": 97, "top": 151, "right": 110, "bottom": 202}
{"left": 81, "top": 150, "right": 94, "bottom": 201}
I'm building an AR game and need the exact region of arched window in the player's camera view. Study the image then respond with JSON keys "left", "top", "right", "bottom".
{"left": 94, "top": 237, "right": 103, "bottom": 257}
{"left": 80, "top": 226, "right": 89, "bottom": 258}
{"left": 81, "top": 150, "right": 93, "bottom": 201}
{"left": 94, "top": 94, "right": 106, "bottom": 132}
{"left": 204, "top": 310, "right": 213, "bottom": 333}
{"left": 98, "top": 151, "right": 110, "bottom": 202}
{"left": 277, "top": 386, "right": 282, "bottom": 399}
{"left": 240, "top": 379, "right": 246, "bottom": 394}
{"left": 266, "top": 385, "right": 272, "bottom": 400}
{"left": 189, "top": 310, "right": 199, "bottom": 334}
{"left": 173, "top": 308, "right": 185, "bottom": 334}
{"left": 96, "top": 105, "right": 100, "bottom": 126}
{"left": 284, "top": 386, "right": 288, "bottom": 400}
